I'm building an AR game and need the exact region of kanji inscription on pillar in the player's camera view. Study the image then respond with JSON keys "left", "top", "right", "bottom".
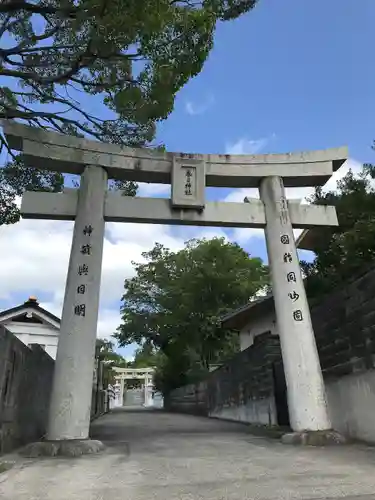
{"left": 283, "top": 252, "right": 293, "bottom": 263}
{"left": 286, "top": 271, "right": 296, "bottom": 283}
{"left": 280, "top": 230, "right": 305, "bottom": 322}
{"left": 74, "top": 304, "right": 86, "bottom": 317}
{"left": 293, "top": 310, "right": 303, "bottom": 322}
{"left": 288, "top": 291, "right": 300, "bottom": 302}
{"left": 80, "top": 244, "right": 91, "bottom": 255}
{"left": 74, "top": 222, "right": 94, "bottom": 318}
{"left": 171, "top": 157, "right": 205, "bottom": 209}
{"left": 78, "top": 264, "right": 89, "bottom": 276}
{"left": 278, "top": 197, "right": 289, "bottom": 225}
{"left": 83, "top": 225, "right": 93, "bottom": 236}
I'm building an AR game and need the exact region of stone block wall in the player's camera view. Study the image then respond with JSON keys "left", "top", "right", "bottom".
{"left": 168, "top": 332, "right": 283, "bottom": 424}
{"left": 91, "top": 358, "right": 110, "bottom": 420}
{"left": 168, "top": 265, "right": 375, "bottom": 442}
{"left": 0, "top": 325, "right": 111, "bottom": 454}
{"left": 207, "top": 332, "right": 280, "bottom": 409}
{"left": 0, "top": 325, "right": 54, "bottom": 454}
{"left": 168, "top": 381, "right": 208, "bottom": 416}
{"left": 310, "top": 266, "right": 375, "bottom": 442}
{"left": 311, "top": 266, "right": 375, "bottom": 380}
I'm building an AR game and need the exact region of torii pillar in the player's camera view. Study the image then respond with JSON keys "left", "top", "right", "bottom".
{"left": 47, "top": 165, "right": 107, "bottom": 443}
{"left": 260, "top": 177, "right": 332, "bottom": 438}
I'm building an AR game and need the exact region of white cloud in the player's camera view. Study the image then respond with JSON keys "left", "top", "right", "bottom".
{"left": 0, "top": 195, "right": 236, "bottom": 348}
{"left": 0, "top": 213, "right": 189, "bottom": 344}
{"left": 97, "top": 307, "right": 123, "bottom": 340}
{"left": 192, "top": 227, "right": 229, "bottom": 241}
{"left": 225, "top": 134, "right": 276, "bottom": 155}
{"left": 137, "top": 183, "right": 170, "bottom": 198}
{"left": 185, "top": 94, "right": 215, "bottom": 116}
{"left": 231, "top": 227, "right": 264, "bottom": 243}
{"left": 40, "top": 296, "right": 123, "bottom": 342}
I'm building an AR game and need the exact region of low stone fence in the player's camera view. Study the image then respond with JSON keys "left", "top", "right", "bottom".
{"left": 168, "top": 381, "right": 208, "bottom": 416}
{"left": 91, "top": 388, "right": 109, "bottom": 420}
{"left": 0, "top": 325, "right": 54, "bottom": 454}
{"left": 168, "top": 332, "right": 283, "bottom": 425}
{"left": 0, "top": 325, "right": 111, "bottom": 454}
{"left": 91, "top": 358, "right": 110, "bottom": 420}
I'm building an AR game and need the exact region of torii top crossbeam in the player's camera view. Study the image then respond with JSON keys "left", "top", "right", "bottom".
{"left": 3, "top": 120, "right": 347, "bottom": 188}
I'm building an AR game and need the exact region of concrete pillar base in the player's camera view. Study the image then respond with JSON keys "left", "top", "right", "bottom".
{"left": 19, "top": 439, "right": 105, "bottom": 458}
{"left": 281, "top": 430, "right": 348, "bottom": 446}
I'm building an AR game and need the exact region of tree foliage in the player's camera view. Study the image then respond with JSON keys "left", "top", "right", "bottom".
{"left": 114, "top": 237, "right": 269, "bottom": 392}
{"left": 95, "top": 337, "right": 127, "bottom": 367}
{"left": 0, "top": 155, "right": 65, "bottom": 225}
{"left": 301, "top": 163, "right": 375, "bottom": 298}
{"left": 0, "top": 0, "right": 258, "bottom": 144}
{"left": 128, "top": 343, "right": 161, "bottom": 368}
{"left": 0, "top": 0, "right": 258, "bottom": 224}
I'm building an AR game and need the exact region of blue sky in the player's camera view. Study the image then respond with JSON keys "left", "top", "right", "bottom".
{"left": 154, "top": 0, "right": 374, "bottom": 268}
{"left": 0, "top": 0, "right": 374, "bottom": 360}
{"left": 160, "top": 0, "right": 374, "bottom": 161}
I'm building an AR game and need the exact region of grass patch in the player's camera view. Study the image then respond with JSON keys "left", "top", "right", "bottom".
{"left": 0, "top": 462, "right": 13, "bottom": 474}
{"left": 246, "top": 423, "right": 291, "bottom": 439}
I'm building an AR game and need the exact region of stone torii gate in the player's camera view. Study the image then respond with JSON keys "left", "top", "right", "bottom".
{"left": 2, "top": 120, "right": 347, "bottom": 454}
{"left": 112, "top": 367, "right": 155, "bottom": 407}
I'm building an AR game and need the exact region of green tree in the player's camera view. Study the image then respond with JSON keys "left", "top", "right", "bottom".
{"left": 129, "top": 343, "right": 160, "bottom": 368}
{"left": 0, "top": 0, "right": 258, "bottom": 225}
{"left": 114, "top": 237, "right": 269, "bottom": 391}
{"left": 301, "top": 163, "right": 375, "bottom": 298}
{"left": 95, "top": 338, "right": 127, "bottom": 367}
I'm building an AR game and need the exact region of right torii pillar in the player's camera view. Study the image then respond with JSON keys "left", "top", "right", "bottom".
{"left": 260, "top": 176, "right": 331, "bottom": 432}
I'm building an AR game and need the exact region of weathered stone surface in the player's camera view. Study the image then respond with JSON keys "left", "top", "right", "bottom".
{"left": 21, "top": 190, "right": 339, "bottom": 229}
{"left": 260, "top": 175, "right": 331, "bottom": 432}
{"left": 0, "top": 325, "right": 111, "bottom": 455}
{"left": 46, "top": 166, "right": 107, "bottom": 442}
{"left": 0, "top": 461, "right": 14, "bottom": 474}
{"left": 281, "top": 430, "right": 348, "bottom": 446}
{"left": 168, "top": 333, "right": 282, "bottom": 417}
{"left": 312, "top": 266, "right": 375, "bottom": 380}
{"left": 19, "top": 439, "right": 105, "bottom": 458}
{"left": 3, "top": 119, "right": 348, "bottom": 187}
{"left": 0, "top": 326, "right": 54, "bottom": 455}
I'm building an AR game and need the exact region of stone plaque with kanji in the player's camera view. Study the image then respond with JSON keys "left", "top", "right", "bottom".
{"left": 171, "top": 157, "right": 205, "bottom": 209}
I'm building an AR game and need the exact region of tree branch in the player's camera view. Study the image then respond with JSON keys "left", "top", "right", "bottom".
{"left": 0, "top": 1, "right": 79, "bottom": 18}
{"left": 0, "top": 13, "right": 12, "bottom": 38}
{"left": 1, "top": 45, "right": 96, "bottom": 85}
{"left": 0, "top": 106, "right": 104, "bottom": 140}
{"left": 0, "top": 25, "right": 61, "bottom": 57}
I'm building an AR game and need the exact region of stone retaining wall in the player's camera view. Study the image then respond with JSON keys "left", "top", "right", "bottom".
{"left": 0, "top": 325, "right": 54, "bottom": 454}
{"left": 0, "top": 325, "right": 110, "bottom": 454}
{"left": 168, "top": 332, "right": 283, "bottom": 425}
{"left": 168, "top": 265, "right": 375, "bottom": 442}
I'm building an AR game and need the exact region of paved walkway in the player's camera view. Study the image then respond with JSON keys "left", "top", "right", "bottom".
{"left": 2, "top": 409, "right": 375, "bottom": 499}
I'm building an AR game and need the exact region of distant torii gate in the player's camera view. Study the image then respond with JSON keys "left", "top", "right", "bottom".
{"left": 112, "top": 367, "right": 155, "bottom": 407}
{"left": 2, "top": 120, "right": 347, "bottom": 453}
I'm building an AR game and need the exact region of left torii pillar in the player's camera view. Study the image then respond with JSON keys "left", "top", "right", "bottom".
{"left": 24, "top": 165, "right": 107, "bottom": 456}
